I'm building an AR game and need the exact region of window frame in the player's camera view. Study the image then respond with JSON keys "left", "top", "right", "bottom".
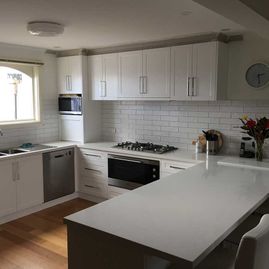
{"left": 0, "top": 62, "right": 41, "bottom": 127}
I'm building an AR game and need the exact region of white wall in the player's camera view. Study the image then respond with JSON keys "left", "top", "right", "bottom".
{"left": 227, "top": 32, "right": 269, "bottom": 100}
{"left": 0, "top": 43, "right": 59, "bottom": 148}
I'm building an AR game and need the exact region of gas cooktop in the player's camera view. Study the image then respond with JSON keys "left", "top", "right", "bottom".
{"left": 114, "top": 141, "right": 178, "bottom": 154}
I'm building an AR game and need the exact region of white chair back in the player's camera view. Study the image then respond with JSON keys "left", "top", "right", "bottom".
{"left": 235, "top": 214, "right": 269, "bottom": 269}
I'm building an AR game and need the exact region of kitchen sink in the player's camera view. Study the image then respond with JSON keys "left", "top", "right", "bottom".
{"left": 0, "top": 149, "right": 28, "bottom": 155}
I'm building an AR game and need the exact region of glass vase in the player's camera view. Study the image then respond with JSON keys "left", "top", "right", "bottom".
{"left": 255, "top": 140, "right": 264, "bottom": 162}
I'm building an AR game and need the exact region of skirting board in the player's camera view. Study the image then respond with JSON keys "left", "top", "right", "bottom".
{"left": 0, "top": 192, "right": 107, "bottom": 225}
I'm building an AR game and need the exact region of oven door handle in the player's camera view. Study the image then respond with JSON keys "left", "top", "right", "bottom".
{"left": 109, "top": 156, "right": 143, "bottom": 164}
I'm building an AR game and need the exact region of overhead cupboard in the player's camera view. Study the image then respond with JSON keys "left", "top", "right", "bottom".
{"left": 88, "top": 41, "right": 228, "bottom": 101}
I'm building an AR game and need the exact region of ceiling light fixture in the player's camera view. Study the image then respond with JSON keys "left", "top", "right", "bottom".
{"left": 27, "top": 21, "right": 64, "bottom": 37}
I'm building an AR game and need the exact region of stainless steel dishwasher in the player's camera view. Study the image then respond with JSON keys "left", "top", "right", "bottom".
{"left": 43, "top": 148, "right": 75, "bottom": 202}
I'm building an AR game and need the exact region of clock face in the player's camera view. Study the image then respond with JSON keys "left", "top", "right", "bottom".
{"left": 246, "top": 63, "right": 269, "bottom": 88}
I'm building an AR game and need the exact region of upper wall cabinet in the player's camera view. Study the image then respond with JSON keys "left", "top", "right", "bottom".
{"left": 89, "top": 54, "right": 119, "bottom": 100}
{"left": 119, "top": 47, "right": 170, "bottom": 99}
{"left": 57, "top": 55, "right": 84, "bottom": 94}
{"left": 171, "top": 41, "right": 228, "bottom": 101}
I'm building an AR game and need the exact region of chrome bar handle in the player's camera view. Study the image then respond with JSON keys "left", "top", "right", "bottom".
{"left": 187, "top": 77, "right": 191, "bottom": 96}
{"left": 139, "top": 76, "right": 143, "bottom": 94}
{"left": 192, "top": 77, "right": 195, "bottom": 96}
{"left": 143, "top": 76, "right": 147, "bottom": 94}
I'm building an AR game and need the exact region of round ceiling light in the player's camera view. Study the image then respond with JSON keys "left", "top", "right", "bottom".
{"left": 27, "top": 21, "right": 64, "bottom": 37}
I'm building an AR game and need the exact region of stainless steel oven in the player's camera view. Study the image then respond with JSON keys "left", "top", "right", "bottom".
{"left": 108, "top": 154, "right": 160, "bottom": 190}
{"left": 58, "top": 94, "right": 82, "bottom": 115}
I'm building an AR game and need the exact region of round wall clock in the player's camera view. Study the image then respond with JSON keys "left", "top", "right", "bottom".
{"left": 246, "top": 63, "right": 269, "bottom": 88}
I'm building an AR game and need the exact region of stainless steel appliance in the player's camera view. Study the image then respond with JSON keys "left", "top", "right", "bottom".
{"left": 114, "top": 141, "right": 177, "bottom": 154}
{"left": 108, "top": 154, "right": 160, "bottom": 190}
{"left": 43, "top": 149, "right": 75, "bottom": 202}
{"left": 58, "top": 94, "right": 82, "bottom": 115}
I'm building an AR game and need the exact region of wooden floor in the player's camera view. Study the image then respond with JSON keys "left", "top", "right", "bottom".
{"left": 0, "top": 199, "right": 94, "bottom": 269}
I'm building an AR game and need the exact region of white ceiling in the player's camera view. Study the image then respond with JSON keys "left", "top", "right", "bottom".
{"left": 0, "top": 0, "right": 244, "bottom": 50}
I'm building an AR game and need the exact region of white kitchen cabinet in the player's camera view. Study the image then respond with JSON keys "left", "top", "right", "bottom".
{"left": 60, "top": 114, "right": 84, "bottom": 142}
{"left": 171, "top": 41, "right": 227, "bottom": 101}
{"left": 119, "top": 47, "right": 170, "bottom": 99}
{"left": 0, "top": 154, "right": 43, "bottom": 219}
{"left": 119, "top": 50, "right": 142, "bottom": 98}
{"left": 89, "top": 54, "right": 118, "bottom": 100}
{"left": 57, "top": 55, "right": 84, "bottom": 94}
{"left": 16, "top": 155, "right": 43, "bottom": 211}
{"left": 142, "top": 48, "right": 170, "bottom": 98}
{"left": 160, "top": 160, "right": 197, "bottom": 178}
{"left": 79, "top": 149, "right": 108, "bottom": 199}
{"left": 0, "top": 160, "right": 16, "bottom": 218}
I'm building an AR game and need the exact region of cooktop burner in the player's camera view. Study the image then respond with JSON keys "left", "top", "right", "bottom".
{"left": 114, "top": 141, "right": 178, "bottom": 154}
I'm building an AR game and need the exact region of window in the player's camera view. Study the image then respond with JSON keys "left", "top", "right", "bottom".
{"left": 0, "top": 62, "right": 40, "bottom": 125}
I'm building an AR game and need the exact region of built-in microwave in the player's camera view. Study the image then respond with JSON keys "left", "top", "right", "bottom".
{"left": 108, "top": 154, "right": 160, "bottom": 190}
{"left": 58, "top": 94, "right": 82, "bottom": 115}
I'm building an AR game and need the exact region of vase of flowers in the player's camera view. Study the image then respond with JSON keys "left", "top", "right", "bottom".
{"left": 240, "top": 116, "right": 269, "bottom": 161}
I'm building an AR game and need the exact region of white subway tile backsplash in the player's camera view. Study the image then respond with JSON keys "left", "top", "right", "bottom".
{"left": 0, "top": 99, "right": 59, "bottom": 149}
{"left": 101, "top": 101, "right": 269, "bottom": 156}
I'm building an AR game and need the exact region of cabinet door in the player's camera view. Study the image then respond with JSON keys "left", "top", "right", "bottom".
{"left": 0, "top": 160, "right": 16, "bottom": 217}
{"left": 16, "top": 155, "right": 43, "bottom": 211}
{"left": 69, "top": 56, "right": 83, "bottom": 93}
{"left": 192, "top": 42, "right": 217, "bottom": 101}
{"left": 88, "top": 55, "right": 103, "bottom": 100}
{"left": 60, "top": 115, "right": 84, "bottom": 142}
{"left": 103, "top": 53, "right": 119, "bottom": 100}
{"left": 142, "top": 47, "right": 170, "bottom": 98}
{"left": 119, "top": 51, "right": 142, "bottom": 98}
{"left": 171, "top": 45, "right": 192, "bottom": 100}
{"left": 57, "top": 56, "right": 83, "bottom": 94}
{"left": 57, "top": 57, "right": 70, "bottom": 94}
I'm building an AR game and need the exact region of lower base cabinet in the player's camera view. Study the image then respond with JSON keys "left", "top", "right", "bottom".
{"left": 0, "top": 160, "right": 16, "bottom": 217}
{"left": 79, "top": 149, "right": 108, "bottom": 199}
{"left": 0, "top": 154, "right": 44, "bottom": 219}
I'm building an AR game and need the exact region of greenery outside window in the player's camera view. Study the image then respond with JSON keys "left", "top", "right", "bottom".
{"left": 0, "top": 62, "right": 40, "bottom": 125}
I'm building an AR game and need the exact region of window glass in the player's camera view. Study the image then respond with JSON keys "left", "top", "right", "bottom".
{"left": 0, "top": 64, "right": 39, "bottom": 124}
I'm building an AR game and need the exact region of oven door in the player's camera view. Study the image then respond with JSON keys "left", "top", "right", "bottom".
{"left": 58, "top": 94, "right": 82, "bottom": 115}
{"left": 108, "top": 155, "right": 159, "bottom": 190}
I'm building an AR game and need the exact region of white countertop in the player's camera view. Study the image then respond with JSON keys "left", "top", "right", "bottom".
{"left": 80, "top": 142, "right": 206, "bottom": 163}
{"left": 65, "top": 153, "right": 269, "bottom": 267}
{"left": 0, "top": 141, "right": 77, "bottom": 161}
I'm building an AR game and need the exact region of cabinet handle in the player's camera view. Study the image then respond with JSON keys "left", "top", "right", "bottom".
{"left": 84, "top": 167, "right": 102, "bottom": 173}
{"left": 139, "top": 76, "right": 143, "bottom": 94}
{"left": 187, "top": 77, "right": 191, "bottom": 96}
{"left": 143, "top": 76, "right": 147, "bottom": 94}
{"left": 170, "top": 166, "right": 185, "bottom": 170}
{"left": 65, "top": 76, "right": 69, "bottom": 91}
{"left": 68, "top": 75, "right": 72, "bottom": 91}
{"left": 192, "top": 77, "right": 196, "bottom": 96}
{"left": 16, "top": 162, "right": 20, "bottom": 180}
{"left": 84, "top": 184, "right": 99, "bottom": 189}
{"left": 12, "top": 162, "right": 17, "bottom": 181}
{"left": 84, "top": 153, "right": 101, "bottom": 158}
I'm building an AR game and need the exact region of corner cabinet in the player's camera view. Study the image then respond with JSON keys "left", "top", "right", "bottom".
{"left": 0, "top": 154, "right": 43, "bottom": 218}
{"left": 171, "top": 41, "right": 228, "bottom": 101}
{"left": 118, "top": 47, "right": 170, "bottom": 99}
{"left": 57, "top": 56, "right": 84, "bottom": 94}
{"left": 88, "top": 54, "right": 119, "bottom": 100}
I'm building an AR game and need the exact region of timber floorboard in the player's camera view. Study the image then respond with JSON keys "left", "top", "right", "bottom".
{"left": 0, "top": 198, "right": 94, "bottom": 269}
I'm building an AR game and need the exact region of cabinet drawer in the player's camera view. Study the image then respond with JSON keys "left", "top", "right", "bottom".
{"left": 80, "top": 180, "right": 108, "bottom": 198}
{"left": 80, "top": 149, "right": 106, "bottom": 162}
{"left": 80, "top": 172, "right": 107, "bottom": 186}
{"left": 81, "top": 160, "right": 106, "bottom": 173}
{"left": 161, "top": 160, "right": 196, "bottom": 174}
